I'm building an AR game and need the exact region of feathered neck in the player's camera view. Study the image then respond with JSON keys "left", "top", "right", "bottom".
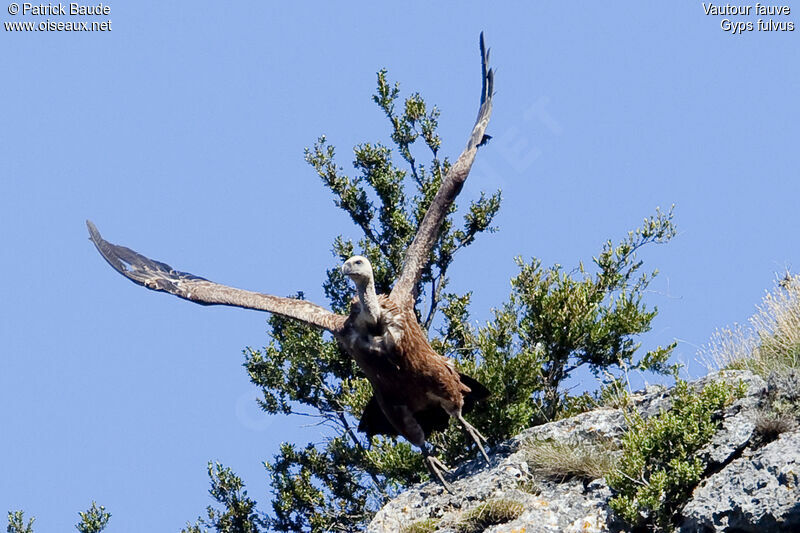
{"left": 355, "top": 277, "right": 381, "bottom": 326}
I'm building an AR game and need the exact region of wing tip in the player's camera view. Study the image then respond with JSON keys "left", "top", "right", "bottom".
{"left": 479, "top": 31, "right": 494, "bottom": 103}
{"left": 86, "top": 219, "right": 100, "bottom": 241}
{"left": 86, "top": 220, "right": 133, "bottom": 277}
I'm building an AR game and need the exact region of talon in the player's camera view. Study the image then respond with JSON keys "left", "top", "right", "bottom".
{"left": 424, "top": 455, "right": 453, "bottom": 493}
{"left": 473, "top": 436, "right": 490, "bottom": 465}
{"left": 459, "top": 417, "right": 490, "bottom": 464}
{"left": 428, "top": 455, "right": 452, "bottom": 473}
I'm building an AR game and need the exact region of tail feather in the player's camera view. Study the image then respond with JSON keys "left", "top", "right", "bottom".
{"left": 357, "top": 373, "right": 490, "bottom": 439}
{"left": 459, "top": 372, "right": 490, "bottom": 414}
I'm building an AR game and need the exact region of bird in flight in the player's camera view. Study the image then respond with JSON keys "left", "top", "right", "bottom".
{"left": 88, "top": 33, "right": 494, "bottom": 489}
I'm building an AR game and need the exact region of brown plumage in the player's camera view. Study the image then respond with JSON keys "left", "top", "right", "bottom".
{"left": 351, "top": 291, "right": 492, "bottom": 486}
{"left": 86, "top": 33, "right": 494, "bottom": 488}
{"left": 344, "top": 292, "right": 489, "bottom": 438}
{"left": 339, "top": 255, "right": 491, "bottom": 487}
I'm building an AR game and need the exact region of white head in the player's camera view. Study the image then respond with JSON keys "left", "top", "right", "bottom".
{"left": 341, "top": 255, "right": 373, "bottom": 286}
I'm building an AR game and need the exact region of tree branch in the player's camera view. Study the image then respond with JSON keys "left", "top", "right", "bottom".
{"left": 336, "top": 411, "right": 388, "bottom": 498}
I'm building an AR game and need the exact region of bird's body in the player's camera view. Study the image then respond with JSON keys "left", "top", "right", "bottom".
{"left": 340, "top": 257, "right": 474, "bottom": 419}
{"left": 343, "top": 293, "right": 471, "bottom": 422}
{"left": 340, "top": 256, "right": 490, "bottom": 485}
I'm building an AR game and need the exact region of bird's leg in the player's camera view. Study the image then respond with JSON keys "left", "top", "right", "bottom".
{"left": 388, "top": 403, "right": 455, "bottom": 492}
{"left": 456, "top": 412, "right": 490, "bottom": 465}
{"left": 422, "top": 444, "right": 453, "bottom": 493}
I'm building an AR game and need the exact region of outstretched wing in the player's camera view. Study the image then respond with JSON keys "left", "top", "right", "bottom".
{"left": 390, "top": 32, "right": 495, "bottom": 308}
{"left": 87, "top": 221, "right": 347, "bottom": 333}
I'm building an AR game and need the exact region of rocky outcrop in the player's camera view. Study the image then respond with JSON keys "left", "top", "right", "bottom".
{"left": 368, "top": 409, "right": 623, "bottom": 533}
{"left": 681, "top": 432, "right": 800, "bottom": 532}
{"left": 368, "top": 370, "right": 800, "bottom": 533}
{"left": 680, "top": 371, "right": 800, "bottom": 532}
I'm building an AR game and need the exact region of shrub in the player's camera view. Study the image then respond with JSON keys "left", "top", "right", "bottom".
{"left": 607, "top": 379, "right": 745, "bottom": 531}
{"left": 6, "top": 504, "right": 112, "bottom": 533}
{"left": 7, "top": 512, "right": 34, "bottom": 533}
{"left": 75, "top": 503, "right": 111, "bottom": 533}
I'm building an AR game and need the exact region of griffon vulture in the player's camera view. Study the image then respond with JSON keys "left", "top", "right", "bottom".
{"left": 87, "top": 33, "right": 494, "bottom": 488}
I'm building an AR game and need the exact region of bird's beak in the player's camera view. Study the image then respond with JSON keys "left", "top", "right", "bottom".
{"left": 341, "top": 263, "right": 352, "bottom": 276}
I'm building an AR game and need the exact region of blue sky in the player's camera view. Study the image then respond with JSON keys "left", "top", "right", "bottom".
{"left": 2, "top": 1, "right": 798, "bottom": 530}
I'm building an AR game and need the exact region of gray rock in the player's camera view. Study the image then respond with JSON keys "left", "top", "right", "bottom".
{"left": 766, "top": 370, "right": 800, "bottom": 407}
{"left": 630, "top": 383, "right": 672, "bottom": 418}
{"left": 680, "top": 431, "right": 800, "bottom": 532}
{"left": 513, "top": 408, "right": 627, "bottom": 449}
{"left": 368, "top": 461, "right": 617, "bottom": 533}
{"left": 369, "top": 370, "right": 799, "bottom": 533}
{"left": 697, "top": 372, "right": 766, "bottom": 467}
{"left": 368, "top": 410, "right": 624, "bottom": 532}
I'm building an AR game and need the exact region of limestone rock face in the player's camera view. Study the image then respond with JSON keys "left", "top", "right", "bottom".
{"left": 368, "top": 370, "right": 800, "bottom": 533}
{"left": 681, "top": 424, "right": 800, "bottom": 532}
{"left": 368, "top": 409, "right": 624, "bottom": 533}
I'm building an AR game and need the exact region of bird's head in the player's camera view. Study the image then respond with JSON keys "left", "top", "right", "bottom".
{"left": 342, "top": 255, "right": 374, "bottom": 286}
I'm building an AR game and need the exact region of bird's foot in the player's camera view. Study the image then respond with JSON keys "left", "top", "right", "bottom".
{"left": 424, "top": 455, "right": 453, "bottom": 493}
{"left": 474, "top": 437, "right": 491, "bottom": 466}
{"left": 463, "top": 419, "right": 488, "bottom": 443}
{"left": 460, "top": 419, "right": 491, "bottom": 465}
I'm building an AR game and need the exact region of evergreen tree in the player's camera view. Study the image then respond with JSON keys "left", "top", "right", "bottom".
{"left": 233, "top": 69, "right": 676, "bottom": 531}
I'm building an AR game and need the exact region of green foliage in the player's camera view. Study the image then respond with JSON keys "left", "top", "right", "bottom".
{"left": 607, "top": 379, "right": 745, "bottom": 530}
{"left": 75, "top": 502, "right": 110, "bottom": 533}
{"left": 506, "top": 208, "right": 677, "bottom": 421}
{"left": 194, "top": 69, "right": 677, "bottom": 532}
{"left": 7, "top": 503, "right": 111, "bottom": 533}
{"left": 7, "top": 512, "right": 34, "bottom": 533}
{"left": 182, "top": 462, "right": 267, "bottom": 533}
{"left": 442, "top": 209, "right": 678, "bottom": 462}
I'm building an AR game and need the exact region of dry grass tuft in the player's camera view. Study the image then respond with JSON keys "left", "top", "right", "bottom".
{"left": 700, "top": 273, "right": 800, "bottom": 376}
{"left": 753, "top": 409, "right": 797, "bottom": 443}
{"left": 453, "top": 499, "right": 525, "bottom": 533}
{"left": 522, "top": 439, "right": 618, "bottom": 480}
{"left": 400, "top": 518, "right": 440, "bottom": 533}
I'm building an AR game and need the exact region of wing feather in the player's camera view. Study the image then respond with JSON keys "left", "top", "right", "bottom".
{"left": 391, "top": 32, "right": 495, "bottom": 307}
{"left": 86, "top": 221, "right": 346, "bottom": 333}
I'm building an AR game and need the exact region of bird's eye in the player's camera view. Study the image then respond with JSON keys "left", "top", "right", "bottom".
{"left": 355, "top": 260, "right": 362, "bottom": 265}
